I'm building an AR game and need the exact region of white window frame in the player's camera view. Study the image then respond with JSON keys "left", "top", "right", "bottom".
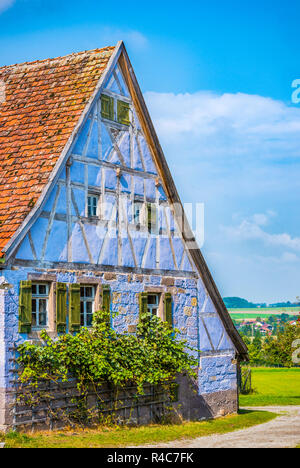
{"left": 32, "top": 283, "right": 49, "bottom": 329}
{"left": 80, "top": 285, "right": 96, "bottom": 327}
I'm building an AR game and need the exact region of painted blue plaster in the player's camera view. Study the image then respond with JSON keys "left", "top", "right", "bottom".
{"left": 70, "top": 161, "right": 85, "bottom": 185}
{"left": 45, "top": 220, "right": 68, "bottom": 262}
{"left": 73, "top": 118, "right": 91, "bottom": 155}
{"left": 88, "top": 165, "right": 102, "bottom": 187}
{"left": 199, "top": 355, "right": 237, "bottom": 394}
{"left": 86, "top": 120, "right": 99, "bottom": 159}
{"left": 15, "top": 235, "right": 34, "bottom": 261}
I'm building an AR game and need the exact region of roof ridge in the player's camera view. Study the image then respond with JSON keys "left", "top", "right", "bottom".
{"left": 0, "top": 45, "right": 116, "bottom": 72}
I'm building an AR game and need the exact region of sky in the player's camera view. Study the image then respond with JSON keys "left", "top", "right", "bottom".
{"left": 1, "top": 0, "right": 300, "bottom": 303}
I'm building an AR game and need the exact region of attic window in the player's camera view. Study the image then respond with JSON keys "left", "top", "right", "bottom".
{"left": 101, "top": 95, "right": 114, "bottom": 120}
{"left": 117, "top": 100, "right": 130, "bottom": 126}
{"left": 101, "top": 94, "right": 130, "bottom": 126}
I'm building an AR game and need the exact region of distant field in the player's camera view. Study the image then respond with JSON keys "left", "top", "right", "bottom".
{"left": 229, "top": 307, "right": 300, "bottom": 321}
{"left": 240, "top": 367, "right": 300, "bottom": 407}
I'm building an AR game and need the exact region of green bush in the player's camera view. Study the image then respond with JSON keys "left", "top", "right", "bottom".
{"left": 17, "top": 310, "right": 198, "bottom": 424}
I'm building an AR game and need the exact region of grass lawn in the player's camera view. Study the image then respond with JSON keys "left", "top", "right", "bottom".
{"left": 0, "top": 410, "right": 277, "bottom": 448}
{"left": 240, "top": 367, "right": 300, "bottom": 406}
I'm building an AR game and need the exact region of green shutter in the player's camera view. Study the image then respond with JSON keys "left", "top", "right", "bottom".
{"left": 102, "top": 285, "right": 111, "bottom": 325}
{"left": 56, "top": 282, "right": 67, "bottom": 333}
{"left": 147, "top": 203, "right": 157, "bottom": 234}
{"left": 117, "top": 100, "right": 130, "bottom": 125}
{"left": 18, "top": 280, "right": 32, "bottom": 334}
{"left": 69, "top": 283, "right": 81, "bottom": 333}
{"left": 101, "top": 95, "right": 114, "bottom": 120}
{"left": 164, "top": 293, "right": 173, "bottom": 327}
{"left": 139, "top": 292, "right": 148, "bottom": 324}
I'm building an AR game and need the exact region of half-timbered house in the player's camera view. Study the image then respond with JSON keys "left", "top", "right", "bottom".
{"left": 0, "top": 42, "right": 247, "bottom": 430}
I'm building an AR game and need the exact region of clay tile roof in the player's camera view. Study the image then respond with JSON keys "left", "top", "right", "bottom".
{"left": 0, "top": 46, "right": 116, "bottom": 256}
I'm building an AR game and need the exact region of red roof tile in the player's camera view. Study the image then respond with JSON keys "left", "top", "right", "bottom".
{"left": 0, "top": 46, "right": 115, "bottom": 256}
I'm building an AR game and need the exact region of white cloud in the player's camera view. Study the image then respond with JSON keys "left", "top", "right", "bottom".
{"left": 144, "top": 90, "right": 300, "bottom": 301}
{"left": 221, "top": 214, "right": 300, "bottom": 252}
{"left": 0, "top": 0, "right": 15, "bottom": 13}
{"left": 144, "top": 91, "right": 300, "bottom": 163}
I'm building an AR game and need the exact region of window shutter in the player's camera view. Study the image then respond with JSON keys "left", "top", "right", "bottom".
{"left": 139, "top": 292, "right": 148, "bottom": 324}
{"left": 102, "top": 285, "right": 111, "bottom": 325}
{"left": 147, "top": 203, "right": 157, "bottom": 234}
{"left": 18, "top": 280, "right": 32, "bottom": 334}
{"left": 164, "top": 293, "right": 173, "bottom": 327}
{"left": 69, "top": 283, "right": 81, "bottom": 333}
{"left": 56, "top": 282, "right": 67, "bottom": 333}
{"left": 101, "top": 95, "right": 114, "bottom": 120}
{"left": 117, "top": 100, "right": 130, "bottom": 125}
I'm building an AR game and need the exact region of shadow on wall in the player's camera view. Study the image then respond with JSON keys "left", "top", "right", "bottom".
{"left": 175, "top": 374, "right": 238, "bottom": 421}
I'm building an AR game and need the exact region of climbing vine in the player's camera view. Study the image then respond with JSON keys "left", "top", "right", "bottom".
{"left": 16, "top": 311, "right": 198, "bottom": 426}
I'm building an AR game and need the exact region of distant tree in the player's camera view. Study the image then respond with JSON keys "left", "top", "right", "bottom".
{"left": 263, "top": 323, "right": 300, "bottom": 367}
{"left": 223, "top": 297, "right": 256, "bottom": 309}
{"left": 239, "top": 333, "right": 251, "bottom": 347}
{"left": 253, "top": 330, "right": 262, "bottom": 349}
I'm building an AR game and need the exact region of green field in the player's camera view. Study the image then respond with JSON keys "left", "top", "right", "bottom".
{"left": 229, "top": 307, "right": 300, "bottom": 322}
{"left": 0, "top": 410, "right": 276, "bottom": 448}
{"left": 229, "top": 306, "right": 300, "bottom": 319}
{"left": 240, "top": 367, "right": 300, "bottom": 406}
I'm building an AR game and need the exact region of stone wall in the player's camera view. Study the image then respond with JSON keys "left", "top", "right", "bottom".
{"left": 0, "top": 266, "right": 238, "bottom": 429}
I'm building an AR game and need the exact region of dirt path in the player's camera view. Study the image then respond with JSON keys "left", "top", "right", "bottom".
{"left": 136, "top": 406, "right": 300, "bottom": 448}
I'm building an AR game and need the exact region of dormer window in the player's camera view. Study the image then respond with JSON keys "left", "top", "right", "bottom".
{"left": 101, "top": 94, "right": 130, "bottom": 126}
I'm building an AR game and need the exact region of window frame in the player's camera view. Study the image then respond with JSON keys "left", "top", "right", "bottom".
{"left": 87, "top": 193, "right": 99, "bottom": 218}
{"left": 80, "top": 285, "right": 96, "bottom": 328}
{"left": 101, "top": 93, "right": 131, "bottom": 126}
{"left": 31, "top": 283, "right": 49, "bottom": 329}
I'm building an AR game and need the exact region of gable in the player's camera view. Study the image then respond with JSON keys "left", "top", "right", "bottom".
{"left": 3, "top": 43, "right": 247, "bottom": 359}
{"left": 14, "top": 61, "right": 197, "bottom": 275}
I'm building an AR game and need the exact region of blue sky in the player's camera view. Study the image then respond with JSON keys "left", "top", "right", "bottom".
{"left": 1, "top": 0, "right": 300, "bottom": 302}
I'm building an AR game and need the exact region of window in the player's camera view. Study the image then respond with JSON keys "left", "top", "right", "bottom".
{"left": 101, "top": 95, "right": 114, "bottom": 120}
{"left": 80, "top": 285, "right": 95, "bottom": 327}
{"left": 133, "top": 201, "right": 144, "bottom": 226}
{"left": 101, "top": 94, "right": 130, "bottom": 126}
{"left": 32, "top": 283, "right": 49, "bottom": 328}
{"left": 147, "top": 203, "right": 157, "bottom": 234}
{"left": 87, "top": 194, "right": 99, "bottom": 217}
{"left": 147, "top": 294, "right": 160, "bottom": 317}
{"left": 117, "top": 100, "right": 130, "bottom": 126}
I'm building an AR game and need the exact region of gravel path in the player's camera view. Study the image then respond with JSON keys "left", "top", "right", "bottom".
{"left": 135, "top": 406, "right": 300, "bottom": 449}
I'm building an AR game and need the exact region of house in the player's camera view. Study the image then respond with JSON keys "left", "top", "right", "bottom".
{"left": 0, "top": 42, "right": 248, "bottom": 430}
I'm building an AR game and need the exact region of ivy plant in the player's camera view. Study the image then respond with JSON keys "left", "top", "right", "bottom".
{"left": 16, "top": 311, "right": 198, "bottom": 426}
